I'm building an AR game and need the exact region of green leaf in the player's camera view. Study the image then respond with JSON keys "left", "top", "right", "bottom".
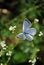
{"left": 13, "top": 52, "right": 26, "bottom": 63}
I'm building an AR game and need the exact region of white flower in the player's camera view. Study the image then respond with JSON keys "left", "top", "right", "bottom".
{"left": 9, "top": 25, "right": 16, "bottom": 31}
{"left": 29, "top": 60, "right": 32, "bottom": 62}
{"left": 13, "top": 26, "right": 16, "bottom": 29}
{"left": 3, "top": 47, "right": 7, "bottom": 50}
{"left": 0, "top": 63, "right": 3, "bottom": 65}
{"left": 32, "top": 58, "right": 36, "bottom": 64}
{"left": 32, "top": 64, "right": 34, "bottom": 65}
{"left": 0, "top": 41, "right": 6, "bottom": 48}
{"left": 39, "top": 31, "right": 43, "bottom": 36}
{"left": 34, "top": 19, "right": 39, "bottom": 22}
{"left": 37, "top": 57, "right": 41, "bottom": 60}
{"left": 6, "top": 51, "right": 12, "bottom": 56}
{"left": 9, "top": 26, "right": 13, "bottom": 31}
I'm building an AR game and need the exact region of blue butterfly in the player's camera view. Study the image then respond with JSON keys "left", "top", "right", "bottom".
{"left": 16, "top": 19, "right": 36, "bottom": 40}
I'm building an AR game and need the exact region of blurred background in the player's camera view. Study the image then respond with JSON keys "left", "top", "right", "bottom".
{"left": 0, "top": 0, "right": 44, "bottom": 65}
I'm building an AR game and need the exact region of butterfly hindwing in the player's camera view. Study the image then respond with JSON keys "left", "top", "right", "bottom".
{"left": 16, "top": 33, "right": 26, "bottom": 39}
{"left": 25, "top": 34, "right": 33, "bottom": 40}
{"left": 26, "top": 28, "right": 36, "bottom": 36}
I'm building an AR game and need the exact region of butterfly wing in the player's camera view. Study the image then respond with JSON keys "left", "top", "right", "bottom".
{"left": 16, "top": 33, "right": 26, "bottom": 39}
{"left": 25, "top": 34, "right": 33, "bottom": 40}
{"left": 27, "top": 28, "right": 36, "bottom": 36}
{"left": 23, "top": 19, "right": 31, "bottom": 33}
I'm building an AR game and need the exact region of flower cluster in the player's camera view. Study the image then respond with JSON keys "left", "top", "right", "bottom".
{"left": 9, "top": 25, "right": 16, "bottom": 33}
{"left": 6, "top": 51, "right": 12, "bottom": 56}
{"left": 29, "top": 58, "right": 36, "bottom": 65}
{"left": 0, "top": 40, "right": 7, "bottom": 57}
{"left": 0, "top": 41, "right": 6, "bottom": 47}
{"left": 39, "top": 31, "right": 43, "bottom": 36}
{"left": 0, "top": 40, "right": 7, "bottom": 50}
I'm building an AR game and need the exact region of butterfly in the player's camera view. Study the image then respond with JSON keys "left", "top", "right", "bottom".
{"left": 16, "top": 19, "right": 36, "bottom": 40}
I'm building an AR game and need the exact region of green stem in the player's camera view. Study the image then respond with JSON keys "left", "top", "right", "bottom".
{"left": 4, "top": 57, "right": 11, "bottom": 65}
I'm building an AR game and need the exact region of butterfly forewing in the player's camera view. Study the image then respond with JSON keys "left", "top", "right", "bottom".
{"left": 23, "top": 19, "right": 31, "bottom": 33}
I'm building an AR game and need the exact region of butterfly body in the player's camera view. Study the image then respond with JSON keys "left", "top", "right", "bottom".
{"left": 16, "top": 19, "right": 36, "bottom": 41}
{"left": 23, "top": 32, "right": 28, "bottom": 34}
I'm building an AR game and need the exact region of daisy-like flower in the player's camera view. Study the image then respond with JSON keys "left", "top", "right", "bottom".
{"left": 39, "top": 31, "right": 43, "bottom": 36}
{"left": 6, "top": 51, "right": 12, "bottom": 56}
{"left": 9, "top": 25, "right": 16, "bottom": 31}
{"left": 0, "top": 41, "right": 6, "bottom": 48}
{"left": 34, "top": 19, "right": 39, "bottom": 22}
